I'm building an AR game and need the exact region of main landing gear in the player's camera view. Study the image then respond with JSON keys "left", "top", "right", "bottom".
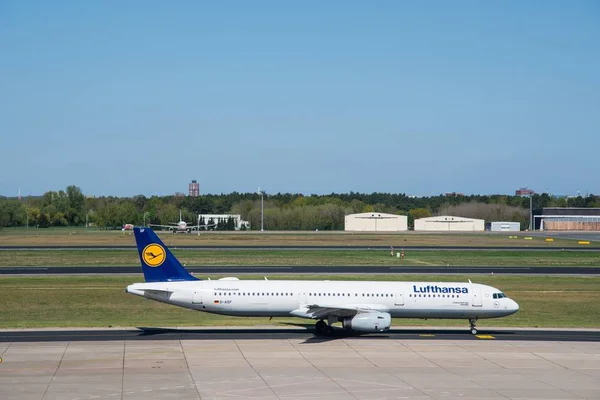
{"left": 315, "top": 320, "right": 334, "bottom": 335}
{"left": 469, "top": 318, "right": 478, "bottom": 335}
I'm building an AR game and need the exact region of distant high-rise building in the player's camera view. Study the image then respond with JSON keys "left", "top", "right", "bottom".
{"left": 516, "top": 188, "right": 535, "bottom": 196}
{"left": 189, "top": 180, "right": 200, "bottom": 197}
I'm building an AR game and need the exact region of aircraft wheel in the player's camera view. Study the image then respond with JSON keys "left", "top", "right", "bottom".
{"left": 469, "top": 318, "right": 477, "bottom": 335}
{"left": 315, "top": 320, "right": 328, "bottom": 335}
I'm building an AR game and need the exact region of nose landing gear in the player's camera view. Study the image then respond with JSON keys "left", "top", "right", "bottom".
{"left": 469, "top": 318, "right": 478, "bottom": 335}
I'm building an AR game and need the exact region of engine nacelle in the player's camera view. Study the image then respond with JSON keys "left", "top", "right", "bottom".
{"left": 342, "top": 312, "right": 391, "bottom": 332}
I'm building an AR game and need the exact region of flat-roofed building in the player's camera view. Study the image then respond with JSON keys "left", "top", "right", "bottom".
{"left": 534, "top": 208, "right": 600, "bottom": 231}
{"left": 491, "top": 221, "right": 520, "bottom": 232}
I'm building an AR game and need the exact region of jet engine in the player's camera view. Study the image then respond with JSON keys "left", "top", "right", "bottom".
{"left": 342, "top": 311, "right": 391, "bottom": 332}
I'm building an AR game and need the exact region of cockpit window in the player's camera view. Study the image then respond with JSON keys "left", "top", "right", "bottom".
{"left": 493, "top": 292, "right": 507, "bottom": 299}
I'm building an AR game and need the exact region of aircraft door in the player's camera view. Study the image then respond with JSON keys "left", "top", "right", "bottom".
{"left": 192, "top": 290, "right": 203, "bottom": 304}
{"left": 472, "top": 287, "right": 482, "bottom": 307}
{"left": 394, "top": 292, "right": 404, "bottom": 306}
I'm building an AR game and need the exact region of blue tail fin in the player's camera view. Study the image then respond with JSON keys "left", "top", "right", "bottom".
{"left": 133, "top": 227, "right": 199, "bottom": 282}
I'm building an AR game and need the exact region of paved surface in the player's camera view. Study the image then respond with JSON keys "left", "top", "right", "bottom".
{"left": 2, "top": 327, "right": 600, "bottom": 343}
{"left": 533, "top": 232, "right": 600, "bottom": 242}
{"left": 2, "top": 265, "right": 600, "bottom": 276}
{"left": 1, "top": 337, "right": 598, "bottom": 400}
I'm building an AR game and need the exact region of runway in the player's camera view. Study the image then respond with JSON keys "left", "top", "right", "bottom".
{"left": 2, "top": 265, "right": 599, "bottom": 275}
{"left": 2, "top": 327, "right": 599, "bottom": 343}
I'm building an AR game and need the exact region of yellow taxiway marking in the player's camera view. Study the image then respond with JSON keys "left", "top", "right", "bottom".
{"left": 419, "top": 334, "right": 435, "bottom": 337}
{"left": 476, "top": 335, "right": 495, "bottom": 339}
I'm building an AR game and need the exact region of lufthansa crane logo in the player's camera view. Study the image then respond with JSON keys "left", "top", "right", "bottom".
{"left": 142, "top": 244, "right": 166, "bottom": 267}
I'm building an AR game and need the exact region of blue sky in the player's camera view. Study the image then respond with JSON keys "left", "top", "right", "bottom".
{"left": 1, "top": 1, "right": 598, "bottom": 197}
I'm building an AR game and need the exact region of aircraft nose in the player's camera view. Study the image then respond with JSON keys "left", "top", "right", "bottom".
{"left": 510, "top": 299, "right": 519, "bottom": 312}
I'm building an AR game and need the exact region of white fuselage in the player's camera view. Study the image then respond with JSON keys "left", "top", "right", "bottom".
{"left": 126, "top": 279, "right": 519, "bottom": 320}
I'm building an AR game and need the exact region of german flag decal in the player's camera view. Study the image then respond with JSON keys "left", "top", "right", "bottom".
{"left": 214, "top": 300, "right": 220, "bottom": 304}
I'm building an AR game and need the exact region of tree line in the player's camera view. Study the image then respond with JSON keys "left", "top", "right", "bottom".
{"left": 0, "top": 186, "right": 599, "bottom": 230}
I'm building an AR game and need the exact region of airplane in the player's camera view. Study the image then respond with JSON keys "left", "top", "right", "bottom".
{"left": 150, "top": 210, "right": 207, "bottom": 233}
{"left": 126, "top": 227, "right": 519, "bottom": 335}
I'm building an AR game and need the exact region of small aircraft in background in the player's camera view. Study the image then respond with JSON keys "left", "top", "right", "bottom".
{"left": 150, "top": 210, "right": 195, "bottom": 233}
{"left": 149, "top": 210, "right": 215, "bottom": 233}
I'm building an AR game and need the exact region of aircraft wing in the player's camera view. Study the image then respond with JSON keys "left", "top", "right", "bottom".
{"left": 290, "top": 303, "right": 389, "bottom": 319}
{"left": 149, "top": 223, "right": 217, "bottom": 230}
{"left": 148, "top": 224, "right": 179, "bottom": 229}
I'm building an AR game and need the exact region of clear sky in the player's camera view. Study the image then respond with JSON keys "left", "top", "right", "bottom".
{"left": 1, "top": 1, "right": 598, "bottom": 197}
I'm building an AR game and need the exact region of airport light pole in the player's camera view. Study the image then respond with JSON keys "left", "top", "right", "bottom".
{"left": 529, "top": 195, "right": 533, "bottom": 231}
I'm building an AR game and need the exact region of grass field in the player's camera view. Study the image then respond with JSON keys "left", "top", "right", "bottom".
{"left": 2, "top": 249, "right": 599, "bottom": 267}
{"left": 1, "top": 227, "right": 596, "bottom": 247}
{"left": 1, "top": 275, "right": 598, "bottom": 329}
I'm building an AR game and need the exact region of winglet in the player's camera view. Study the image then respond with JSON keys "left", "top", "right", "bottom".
{"left": 133, "top": 227, "right": 199, "bottom": 282}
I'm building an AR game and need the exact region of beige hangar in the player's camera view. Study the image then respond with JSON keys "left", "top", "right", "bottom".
{"left": 414, "top": 215, "right": 485, "bottom": 231}
{"left": 344, "top": 212, "right": 408, "bottom": 232}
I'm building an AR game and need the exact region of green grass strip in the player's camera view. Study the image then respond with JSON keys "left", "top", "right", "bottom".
{"left": 1, "top": 249, "right": 600, "bottom": 267}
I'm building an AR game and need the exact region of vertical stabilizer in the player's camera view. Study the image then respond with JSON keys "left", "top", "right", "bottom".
{"left": 133, "top": 227, "right": 199, "bottom": 282}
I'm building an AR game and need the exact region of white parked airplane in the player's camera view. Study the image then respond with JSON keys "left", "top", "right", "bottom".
{"left": 127, "top": 227, "right": 519, "bottom": 335}
{"left": 150, "top": 210, "right": 213, "bottom": 233}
